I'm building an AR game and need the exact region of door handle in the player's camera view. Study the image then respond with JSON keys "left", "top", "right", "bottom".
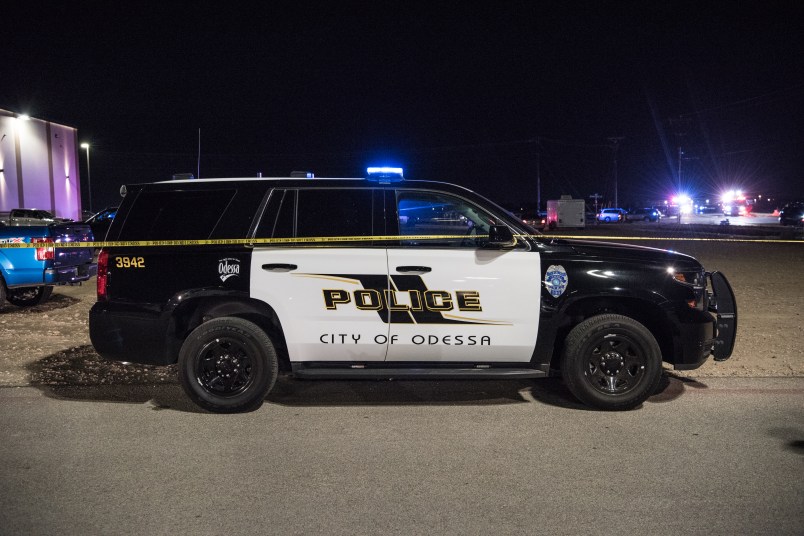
{"left": 262, "top": 263, "right": 297, "bottom": 272}
{"left": 396, "top": 266, "right": 432, "bottom": 273}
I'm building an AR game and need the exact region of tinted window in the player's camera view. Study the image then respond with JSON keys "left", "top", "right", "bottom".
{"left": 119, "top": 189, "right": 235, "bottom": 240}
{"left": 254, "top": 189, "right": 295, "bottom": 239}
{"left": 395, "top": 191, "right": 498, "bottom": 248}
{"left": 296, "top": 189, "right": 374, "bottom": 238}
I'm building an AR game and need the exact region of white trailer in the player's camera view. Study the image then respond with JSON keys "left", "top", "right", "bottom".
{"left": 546, "top": 196, "right": 585, "bottom": 229}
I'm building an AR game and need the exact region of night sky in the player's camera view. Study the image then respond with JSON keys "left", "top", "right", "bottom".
{"left": 3, "top": 2, "right": 803, "bottom": 211}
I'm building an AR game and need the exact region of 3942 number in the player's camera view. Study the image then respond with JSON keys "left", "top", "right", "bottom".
{"left": 115, "top": 256, "right": 145, "bottom": 268}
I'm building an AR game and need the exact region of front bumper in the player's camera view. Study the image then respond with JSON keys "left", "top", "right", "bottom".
{"left": 670, "top": 271, "right": 737, "bottom": 370}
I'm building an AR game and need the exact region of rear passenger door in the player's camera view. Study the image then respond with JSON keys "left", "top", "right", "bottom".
{"left": 250, "top": 188, "right": 390, "bottom": 363}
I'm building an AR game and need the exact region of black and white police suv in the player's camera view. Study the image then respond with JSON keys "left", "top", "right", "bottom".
{"left": 89, "top": 167, "right": 737, "bottom": 412}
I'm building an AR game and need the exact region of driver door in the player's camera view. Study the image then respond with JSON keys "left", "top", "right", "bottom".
{"left": 385, "top": 190, "right": 541, "bottom": 363}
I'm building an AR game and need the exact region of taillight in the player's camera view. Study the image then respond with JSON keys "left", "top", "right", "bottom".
{"left": 32, "top": 237, "right": 55, "bottom": 261}
{"left": 97, "top": 249, "right": 108, "bottom": 301}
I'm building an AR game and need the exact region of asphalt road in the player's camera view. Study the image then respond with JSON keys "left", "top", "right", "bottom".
{"left": 1, "top": 376, "right": 802, "bottom": 535}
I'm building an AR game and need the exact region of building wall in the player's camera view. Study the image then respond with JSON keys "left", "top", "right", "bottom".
{"left": 0, "top": 109, "right": 82, "bottom": 221}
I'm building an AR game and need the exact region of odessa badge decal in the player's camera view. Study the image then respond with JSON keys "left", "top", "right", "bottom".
{"left": 544, "top": 265, "right": 568, "bottom": 298}
{"left": 218, "top": 258, "right": 241, "bottom": 282}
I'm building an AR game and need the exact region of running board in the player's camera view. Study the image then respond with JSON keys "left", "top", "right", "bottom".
{"left": 291, "top": 363, "right": 548, "bottom": 380}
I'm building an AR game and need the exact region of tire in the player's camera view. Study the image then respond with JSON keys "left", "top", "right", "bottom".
{"left": 560, "top": 314, "right": 662, "bottom": 410}
{"left": 6, "top": 285, "right": 54, "bottom": 307}
{"left": 0, "top": 279, "right": 6, "bottom": 309}
{"left": 178, "top": 317, "right": 278, "bottom": 413}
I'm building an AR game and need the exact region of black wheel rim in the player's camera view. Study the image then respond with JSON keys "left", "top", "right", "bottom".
{"left": 195, "top": 336, "right": 255, "bottom": 396}
{"left": 583, "top": 333, "right": 646, "bottom": 395}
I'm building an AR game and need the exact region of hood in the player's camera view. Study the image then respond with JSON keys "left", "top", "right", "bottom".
{"left": 554, "top": 238, "right": 703, "bottom": 270}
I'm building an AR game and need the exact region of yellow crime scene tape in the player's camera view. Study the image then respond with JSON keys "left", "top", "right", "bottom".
{"left": 1, "top": 233, "right": 802, "bottom": 248}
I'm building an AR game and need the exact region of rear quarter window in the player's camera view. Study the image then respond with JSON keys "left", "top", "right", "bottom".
{"left": 117, "top": 189, "right": 236, "bottom": 240}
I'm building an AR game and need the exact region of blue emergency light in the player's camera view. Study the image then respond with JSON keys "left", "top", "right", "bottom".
{"left": 366, "top": 166, "right": 404, "bottom": 182}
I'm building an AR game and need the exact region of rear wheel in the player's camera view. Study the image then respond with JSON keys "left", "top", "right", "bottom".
{"left": 178, "top": 317, "right": 278, "bottom": 413}
{"left": 6, "top": 285, "right": 54, "bottom": 307}
{"left": 561, "top": 314, "right": 662, "bottom": 410}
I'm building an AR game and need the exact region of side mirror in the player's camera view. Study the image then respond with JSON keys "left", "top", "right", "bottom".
{"left": 485, "top": 225, "right": 517, "bottom": 249}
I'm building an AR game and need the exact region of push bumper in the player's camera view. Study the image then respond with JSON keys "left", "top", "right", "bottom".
{"left": 709, "top": 271, "right": 737, "bottom": 361}
{"left": 670, "top": 271, "right": 737, "bottom": 370}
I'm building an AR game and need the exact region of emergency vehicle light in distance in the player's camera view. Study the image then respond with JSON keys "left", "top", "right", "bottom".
{"left": 366, "top": 167, "right": 404, "bottom": 181}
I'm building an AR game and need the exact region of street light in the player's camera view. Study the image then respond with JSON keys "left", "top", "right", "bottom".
{"left": 80, "top": 142, "right": 92, "bottom": 213}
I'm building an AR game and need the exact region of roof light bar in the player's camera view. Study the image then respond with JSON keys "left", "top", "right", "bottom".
{"left": 366, "top": 167, "right": 404, "bottom": 182}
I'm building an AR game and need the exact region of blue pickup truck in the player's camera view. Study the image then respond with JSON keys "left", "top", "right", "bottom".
{"left": 0, "top": 221, "right": 96, "bottom": 308}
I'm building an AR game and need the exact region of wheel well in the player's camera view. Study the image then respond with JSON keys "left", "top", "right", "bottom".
{"left": 548, "top": 297, "right": 674, "bottom": 371}
{"left": 170, "top": 297, "right": 292, "bottom": 372}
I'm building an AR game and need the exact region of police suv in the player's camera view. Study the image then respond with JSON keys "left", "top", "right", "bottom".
{"left": 89, "top": 168, "right": 737, "bottom": 412}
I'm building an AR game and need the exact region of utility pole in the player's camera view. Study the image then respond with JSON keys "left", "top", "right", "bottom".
{"left": 536, "top": 143, "right": 541, "bottom": 212}
{"left": 533, "top": 137, "right": 542, "bottom": 211}
{"left": 608, "top": 137, "right": 624, "bottom": 207}
{"left": 589, "top": 193, "right": 603, "bottom": 223}
{"left": 669, "top": 115, "right": 690, "bottom": 193}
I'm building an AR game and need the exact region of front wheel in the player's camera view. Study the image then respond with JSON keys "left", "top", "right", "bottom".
{"left": 178, "top": 317, "right": 278, "bottom": 413}
{"left": 561, "top": 314, "right": 662, "bottom": 410}
{"left": 6, "top": 285, "right": 54, "bottom": 307}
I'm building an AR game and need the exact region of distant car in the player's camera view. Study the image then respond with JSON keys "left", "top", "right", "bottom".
{"left": 779, "top": 202, "right": 804, "bottom": 226}
{"left": 84, "top": 206, "right": 118, "bottom": 240}
{"left": 696, "top": 204, "right": 720, "bottom": 215}
{"left": 520, "top": 211, "right": 547, "bottom": 231}
{"left": 597, "top": 208, "right": 625, "bottom": 222}
{"left": 625, "top": 208, "right": 661, "bottom": 222}
{"left": 3, "top": 208, "right": 72, "bottom": 226}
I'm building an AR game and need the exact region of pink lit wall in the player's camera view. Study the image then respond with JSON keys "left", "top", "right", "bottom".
{"left": 0, "top": 109, "right": 83, "bottom": 221}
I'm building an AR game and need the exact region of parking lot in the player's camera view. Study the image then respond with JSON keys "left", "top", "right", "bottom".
{"left": 1, "top": 232, "right": 802, "bottom": 534}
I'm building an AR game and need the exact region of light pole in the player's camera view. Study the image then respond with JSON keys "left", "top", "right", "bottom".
{"left": 80, "top": 143, "right": 92, "bottom": 213}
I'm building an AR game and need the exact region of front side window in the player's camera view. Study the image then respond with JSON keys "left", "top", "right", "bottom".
{"left": 395, "top": 191, "right": 499, "bottom": 248}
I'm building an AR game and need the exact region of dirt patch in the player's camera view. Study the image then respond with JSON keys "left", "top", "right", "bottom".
{"left": 0, "top": 283, "right": 176, "bottom": 387}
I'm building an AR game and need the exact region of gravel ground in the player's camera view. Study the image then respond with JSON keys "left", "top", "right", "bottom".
{"left": 0, "top": 238, "right": 801, "bottom": 387}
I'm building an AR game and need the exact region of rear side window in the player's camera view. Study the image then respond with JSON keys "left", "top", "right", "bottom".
{"left": 296, "top": 189, "right": 374, "bottom": 238}
{"left": 118, "top": 189, "right": 235, "bottom": 240}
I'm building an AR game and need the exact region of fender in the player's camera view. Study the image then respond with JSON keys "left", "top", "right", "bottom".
{"left": 531, "top": 256, "right": 691, "bottom": 369}
{"left": 164, "top": 287, "right": 284, "bottom": 362}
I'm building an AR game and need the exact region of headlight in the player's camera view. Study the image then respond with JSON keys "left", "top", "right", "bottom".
{"left": 668, "top": 268, "right": 705, "bottom": 288}
{"left": 668, "top": 268, "right": 706, "bottom": 309}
